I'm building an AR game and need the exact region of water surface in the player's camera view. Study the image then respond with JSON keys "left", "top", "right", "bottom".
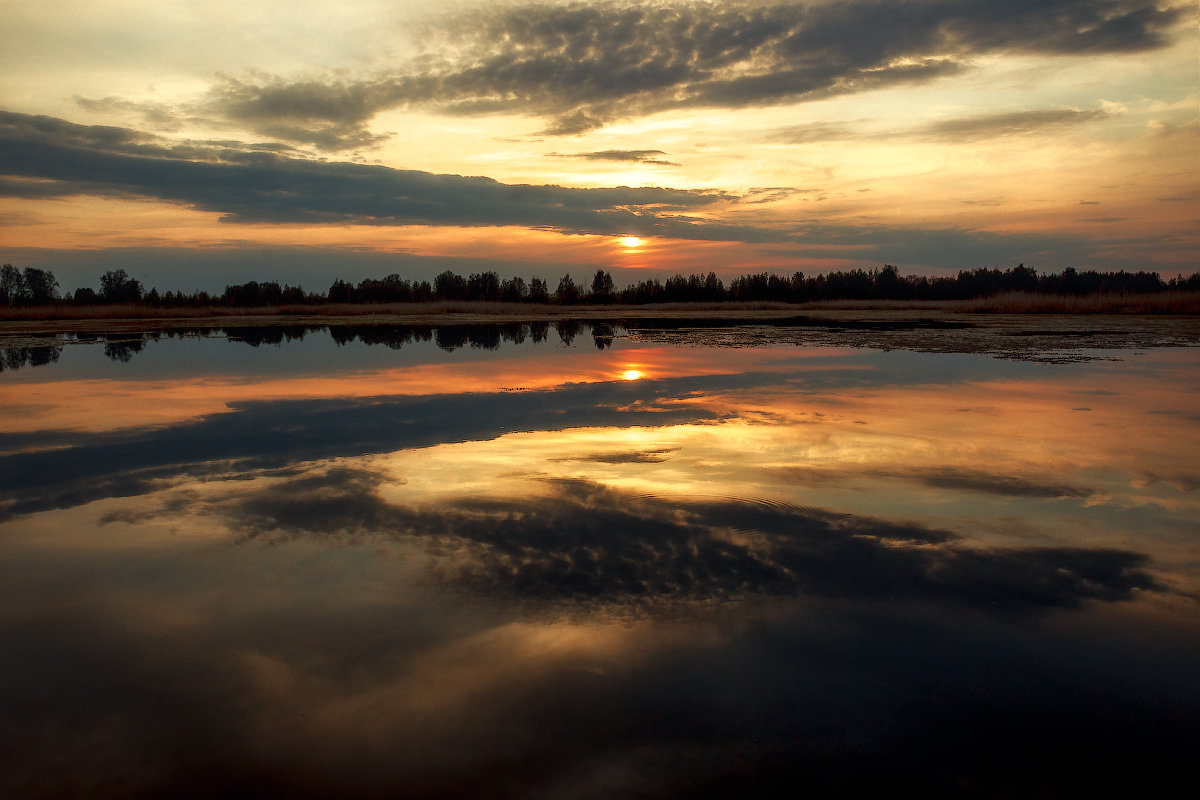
{"left": 2, "top": 317, "right": 1198, "bottom": 797}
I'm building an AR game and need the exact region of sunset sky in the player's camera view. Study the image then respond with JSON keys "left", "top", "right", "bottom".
{"left": 1, "top": 0, "right": 1196, "bottom": 293}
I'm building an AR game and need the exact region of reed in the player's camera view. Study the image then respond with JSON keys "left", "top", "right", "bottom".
{"left": 2, "top": 293, "right": 1198, "bottom": 322}
{"left": 794, "top": 292, "right": 1200, "bottom": 314}
{"left": 956, "top": 291, "right": 1200, "bottom": 314}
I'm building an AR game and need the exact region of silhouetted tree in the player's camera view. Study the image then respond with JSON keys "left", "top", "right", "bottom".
{"left": 590, "top": 269, "right": 615, "bottom": 303}
{"left": 786, "top": 271, "right": 807, "bottom": 302}
{"left": 0, "top": 264, "right": 23, "bottom": 306}
{"left": 223, "top": 280, "right": 285, "bottom": 306}
{"left": 467, "top": 271, "right": 501, "bottom": 302}
{"left": 100, "top": 269, "right": 142, "bottom": 303}
{"left": 411, "top": 280, "right": 434, "bottom": 302}
{"left": 701, "top": 271, "right": 726, "bottom": 301}
{"left": 355, "top": 273, "right": 412, "bottom": 303}
{"left": 555, "top": 274, "right": 581, "bottom": 304}
{"left": 528, "top": 277, "right": 550, "bottom": 303}
{"left": 327, "top": 279, "right": 354, "bottom": 303}
{"left": 8, "top": 262, "right": 1187, "bottom": 314}
{"left": 1008, "top": 264, "right": 1039, "bottom": 293}
{"left": 1169, "top": 272, "right": 1200, "bottom": 291}
{"left": 873, "top": 265, "right": 903, "bottom": 298}
{"left": 434, "top": 270, "right": 467, "bottom": 301}
{"left": 20, "top": 267, "right": 59, "bottom": 304}
{"left": 729, "top": 272, "right": 773, "bottom": 301}
{"left": 620, "top": 278, "right": 664, "bottom": 304}
{"left": 500, "top": 276, "right": 528, "bottom": 302}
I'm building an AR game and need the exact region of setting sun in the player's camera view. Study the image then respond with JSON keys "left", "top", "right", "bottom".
{"left": 619, "top": 236, "right": 645, "bottom": 249}
{"left": 621, "top": 369, "right": 644, "bottom": 381}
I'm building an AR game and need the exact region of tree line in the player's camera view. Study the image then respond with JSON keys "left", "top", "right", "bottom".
{"left": 2, "top": 263, "right": 1198, "bottom": 309}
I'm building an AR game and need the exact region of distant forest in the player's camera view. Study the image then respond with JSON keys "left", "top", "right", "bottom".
{"left": 2, "top": 262, "right": 1198, "bottom": 309}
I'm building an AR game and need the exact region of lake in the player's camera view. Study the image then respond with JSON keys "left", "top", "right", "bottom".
{"left": 2, "top": 314, "right": 1198, "bottom": 797}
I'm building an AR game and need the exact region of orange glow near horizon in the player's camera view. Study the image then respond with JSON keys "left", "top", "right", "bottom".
{"left": 0, "top": 198, "right": 836, "bottom": 279}
{"left": 0, "top": 345, "right": 839, "bottom": 436}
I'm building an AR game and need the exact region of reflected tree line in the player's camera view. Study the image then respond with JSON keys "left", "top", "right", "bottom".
{"left": 232, "top": 319, "right": 614, "bottom": 349}
{"left": 0, "top": 331, "right": 152, "bottom": 371}
{"left": 4, "top": 263, "right": 1199, "bottom": 310}
{"left": 1, "top": 345, "right": 62, "bottom": 371}
{"left": 0, "top": 320, "right": 621, "bottom": 369}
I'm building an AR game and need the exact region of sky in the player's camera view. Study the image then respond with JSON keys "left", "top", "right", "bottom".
{"left": 1, "top": 0, "right": 1196, "bottom": 293}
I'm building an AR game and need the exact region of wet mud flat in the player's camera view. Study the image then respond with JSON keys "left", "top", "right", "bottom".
{"left": 620, "top": 312, "right": 1200, "bottom": 363}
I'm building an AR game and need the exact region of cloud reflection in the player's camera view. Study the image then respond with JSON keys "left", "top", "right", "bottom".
{"left": 0, "top": 380, "right": 726, "bottom": 520}
{"left": 770, "top": 465, "right": 1095, "bottom": 499}
{"left": 214, "top": 469, "right": 1159, "bottom": 615}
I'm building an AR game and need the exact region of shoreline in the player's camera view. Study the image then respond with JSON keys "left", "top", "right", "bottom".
{"left": 2, "top": 292, "right": 1199, "bottom": 335}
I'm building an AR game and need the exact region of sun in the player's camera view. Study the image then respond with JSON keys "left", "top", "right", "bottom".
{"left": 619, "top": 236, "right": 645, "bottom": 249}
{"left": 621, "top": 369, "right": 644, "bottom": 381}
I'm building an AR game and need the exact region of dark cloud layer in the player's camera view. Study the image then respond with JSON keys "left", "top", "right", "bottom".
{"left": 196, "top": 0, "right": 1180, "bottom": 143}
{"left": 917, "top": 107, "right": 1111, "bottom": 141}
{"left": 547, "top": 148, "right": 680, "bottom": 165}
{"left": 0, "top": 111, "right": 772, "bottom": 240}
{"left": 772, "top": 107, "right": 1110, "bottom": 143}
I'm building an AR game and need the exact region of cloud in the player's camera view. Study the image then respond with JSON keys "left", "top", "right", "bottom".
{"left": 74, "top": 95, "right": 191, "bottom": 133}
{"left": 769, "top": 122, "right": 856, "bottom": 144}
{"left": 547, "top": 149, "right": 680, "bottom": 165}
{"left": 201, "top": 74, "right": 395, "bottom": 150}
{"left": 771, "top": 107, "right": 1110, "bottom": 145}
{"left": 1, "top": 111, "right": 784, "bottom": 240}
{"left": 191, "top": 0, "right": 1181, "bottom": 142}
{"left": 915, "top": 108, "right": 1110, "bottom": 141}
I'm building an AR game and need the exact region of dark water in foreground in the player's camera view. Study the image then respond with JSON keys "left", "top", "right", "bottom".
{"left": 2, "top": 318, "right": 1198, "bottom": 797}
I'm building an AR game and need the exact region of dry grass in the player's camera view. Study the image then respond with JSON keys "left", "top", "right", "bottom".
{"left": 0, "top": 299, "right": 800, "bottom": 324}
{"left": 955, "top": 291, "right": 1200, "bottom": 314}
{"left": 799, "top": 292, "right": 1200, "bottom": 314}
{"left": 2, "top": 293, "right": 1197, "bottom": 327}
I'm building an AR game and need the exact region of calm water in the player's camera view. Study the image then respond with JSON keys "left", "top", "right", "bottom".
{"left": 2, "top": 317, "right": 1198, "bottom": 797}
